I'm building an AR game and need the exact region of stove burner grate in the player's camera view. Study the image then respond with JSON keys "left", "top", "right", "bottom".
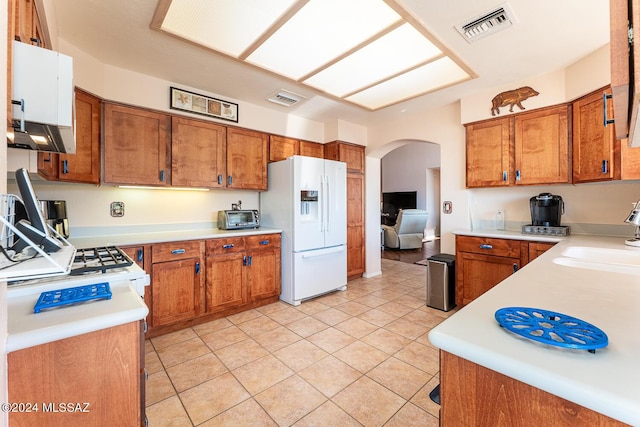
{"left": 70, "top": 246, "right": 133, "bottom": 275}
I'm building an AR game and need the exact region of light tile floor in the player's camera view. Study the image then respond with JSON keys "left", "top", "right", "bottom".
{"left": 145, "top": 259, "right": 455, "bottom": 426}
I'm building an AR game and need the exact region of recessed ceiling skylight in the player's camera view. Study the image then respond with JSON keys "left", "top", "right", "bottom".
{"left": 152, "top": 0, "right": 475, "bottom": 111}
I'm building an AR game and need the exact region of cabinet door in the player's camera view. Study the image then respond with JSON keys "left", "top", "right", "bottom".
{"left": 226, "top": 127, "right": 268, "bottom": 190}
{"left": 465, "top": 118, "right": 511, "bottom": 187}
{"left": 347, "top": 174, "right": 364, "bottom": 279}
{"left": 457, "top": 252, "right": 519, "bottom": 306}
{"left": 245, "top": 235, "right": 281, "bottom": 301}
{"left": 103, "top": 103, "right": 171, "bottom": 186}
{"left": 59, "top": 89, "right": 102, "bottom": 184}
{"left": 151, "top": 258, "right": 202, "bottom": 327}
{"left": 299, "top": 141, "right": 324, "bottom": 158}
{"left": 572, "top": 88, "right": 617, "bottom": 183}
{"left": 325, "top": 142, "right": 364, "bottom": 173}
{"left": 171, "top": 116, "right": 226, "bottom": 188}
{"left": 269, "top": 135, "right": 298, "bottom": 162}
{"left": 514, "top": 105, "right": 570, "bottom": 185}
{"left": 8, "top": 322, "right": 141, "bottom": 427}
{"left": 527, "top": 242, "right": 555, "bottom": 263}
{"left": 36, "top": 89, "right": 101, "bottom": 184}
{"left": 205, "top": 253, "right": 246, "bottom": 312}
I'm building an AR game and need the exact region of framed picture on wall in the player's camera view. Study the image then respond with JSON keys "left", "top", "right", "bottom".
{"left": 170, "top": 86, "right": 238, "bottom": 123}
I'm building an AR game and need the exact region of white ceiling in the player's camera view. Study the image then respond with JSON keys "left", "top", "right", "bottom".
{"left": 49, "top": 0, "right": 610, "bottom": 127}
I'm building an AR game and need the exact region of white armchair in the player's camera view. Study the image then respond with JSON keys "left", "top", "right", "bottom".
{"left": 382, "top": 209, "right": 428, "bottom": 249}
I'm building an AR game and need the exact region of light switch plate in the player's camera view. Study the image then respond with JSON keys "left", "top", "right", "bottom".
{"left": 110, "top": 201, "right": 125, "bottom": 217}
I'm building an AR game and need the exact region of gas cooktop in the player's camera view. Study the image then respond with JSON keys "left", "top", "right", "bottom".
{"left": 70, "top": 246, "right": 133, "bottom": 275}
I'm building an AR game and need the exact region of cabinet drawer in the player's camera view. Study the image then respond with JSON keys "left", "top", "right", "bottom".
{"left": 456, "top": 236, "right": 521, "bottom": 258}
{"left": 245, "top": 234, "right": 281, "bottom": 250}
{"left": 206, "top": 237, "right": 245, "bottom": 255}
{"left": 152, "top": 240, "right": 203, "bottom": 263}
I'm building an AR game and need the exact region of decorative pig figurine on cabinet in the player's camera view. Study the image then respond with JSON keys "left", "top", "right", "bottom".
{"left": 491, "top": 86, "right": 539, "bottom": 116}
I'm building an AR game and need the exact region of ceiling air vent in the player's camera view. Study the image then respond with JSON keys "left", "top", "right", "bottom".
{"left": 455, "top": 3, "right": 516, "bottom": 43}
{"left": 267, "top": 90, "right": 305, "bottom": 107}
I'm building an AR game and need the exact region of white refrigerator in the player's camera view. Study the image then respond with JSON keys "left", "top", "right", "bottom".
{"left": 260, "top": 156, "right": 347, "bottom": 306}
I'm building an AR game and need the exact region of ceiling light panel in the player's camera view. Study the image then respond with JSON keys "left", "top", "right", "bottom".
{"left": 346, "top": 56, "right": 471, "bottom": 110}
{"left": 160, "top": 0, "right": 298, "bottom": 57}
{"left": 304, "top": 23, "right": 443, "bottom": 98}
{"left": 245, "top": 0, "right": 402, "bottom": 80}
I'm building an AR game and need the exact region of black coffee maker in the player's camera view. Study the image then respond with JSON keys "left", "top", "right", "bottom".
{"left": 530, "top": 193, "right": 563, "bottom": 226}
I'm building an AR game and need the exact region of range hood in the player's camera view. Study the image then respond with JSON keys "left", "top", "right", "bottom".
{"left": 9, "top": 41, "right": 75, "bottom": 154}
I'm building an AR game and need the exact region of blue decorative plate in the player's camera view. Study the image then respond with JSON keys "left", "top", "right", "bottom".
{"left": 34, "top": 283, "right": 112, "bottom": 313}
{"left": 495, "top": 307, "right": 608, "bottom": 352}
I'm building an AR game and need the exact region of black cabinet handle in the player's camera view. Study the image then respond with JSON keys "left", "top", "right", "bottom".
{"left": 259, "top": 240, "right": 270, "bottom": 245}
{"left": 603, "top": 92, "right": 615, "bottom": 126}
{"left": 195, "top": 262, "right": 201, "bottom": 274}
{"left": 513, "top": 263, "right": 518, "bottom": 273}
{"left": 223, "top": 244, "right": 234, "bottom": 249}
{"left": 136, "top": 249, "right": 143, "bottom": 263}
{"left": 171, "top": 249, "right": 185, "bottom": 255}
{"left": 479, "top": 244, "right": 493, "bottom": 249}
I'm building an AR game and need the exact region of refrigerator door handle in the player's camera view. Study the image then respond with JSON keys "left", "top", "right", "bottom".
{"left": 325, "top": 175, "right": 330, "bottom": 232}
{"left": 300, "top": 245, "right": 345, "bottom": 258}
{"left": 320, "top": 175, "right": 325, "bottom": 232}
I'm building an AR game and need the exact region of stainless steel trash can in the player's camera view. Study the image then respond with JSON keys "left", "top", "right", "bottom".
{"left": 426, "top": 253, "right": 456, "bottom": 312}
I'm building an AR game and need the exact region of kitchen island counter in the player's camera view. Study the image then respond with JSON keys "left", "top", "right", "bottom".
{"left": 428, "top": 234, "right": 640, "bottom": 425}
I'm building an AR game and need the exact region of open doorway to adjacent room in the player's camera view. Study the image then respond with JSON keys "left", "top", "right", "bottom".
{"left": 380, "top": 141, "right": 441, "bottom": 265}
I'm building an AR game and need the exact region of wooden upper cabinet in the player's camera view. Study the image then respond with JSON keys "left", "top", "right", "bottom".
{"left": 103, "top": 103, "right": 171, "bottom": 186}
{"left": 269, "top": 135, "right": 298, "bottom": 162}
{"left": 514, "top": 104, "right": 570, "bottom": 185}
{"left": 171, "top": 116, "right": 226, "bottom": 188}
{"left": 299, "top": 141, "right": 324, "bottom": 158}
{"left": 34, "top": 89, "right": 103, "bottom": 185}
{"left": 226, "top": 127, "right": 268, "bottom": 190}
{"left": 572, "top": 87, "right": 618, "bottom": 183}
{"left": 324, "top": 141, "right": 364, "bottom": 173}
{"left": 465, "top": 118, "right": 511, "bottom": 187}
{"left": 37, "top": 89, "right": 101, "bottom": 184}
{"left": 269, "top": 136, "right": 324, "bottom": 162}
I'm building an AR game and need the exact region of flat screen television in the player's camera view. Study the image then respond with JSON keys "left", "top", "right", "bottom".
{"left": 12, "top": 168, "right": 63, "bottom": 253}
{"left": 382, "top": 191, "right": 417, "bottom": 224}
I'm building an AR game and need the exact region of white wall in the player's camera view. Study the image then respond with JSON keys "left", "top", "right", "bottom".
{"left": 381, "top": 142, "right": 440, "bottom": 209}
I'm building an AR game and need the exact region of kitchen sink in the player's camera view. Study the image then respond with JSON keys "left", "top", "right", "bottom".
{"left": 552, "top": 245, "right": 640, "bottom": 274}
{"left": 561, "top": 246, "right": 640, "bottom": 266}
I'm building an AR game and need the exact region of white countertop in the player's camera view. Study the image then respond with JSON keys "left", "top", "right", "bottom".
{"left": 453, "top": 228, "right": 565, "bottom": 242}
{"left": 68, "top": 226, "right": 282, "bottom": 248}
{"left": 6, "top": 264, "right": 150, "bottom": 352}
{"left": 428, "top": 234, "right": 640, "bottom": 425}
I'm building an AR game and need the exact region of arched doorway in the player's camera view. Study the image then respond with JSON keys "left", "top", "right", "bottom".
{"left": 367, "top": 139, "right": 442, "bottom": 271}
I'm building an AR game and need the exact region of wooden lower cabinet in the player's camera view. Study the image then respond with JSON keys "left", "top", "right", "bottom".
{"left": 150, "top": 240, "right": 204, "bottom": 327}
{"left": 205, "top": 237, "right": 247, "bottom": 313}
{"left": 8, "top": 321, "right": 144, "bottom": 427}
{"left": 245, "top": 234, "right": 281, "bottom": 301}
{"left": 440, "top": 351, "right": 627, "bottom": 426}
{"left": 147, "top": 233, "right": 281, "bottom": 337}
{"left": 455, "top": 235, "right": 556, "bottom": 307}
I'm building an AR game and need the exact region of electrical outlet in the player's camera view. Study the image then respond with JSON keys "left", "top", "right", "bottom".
{"left": 110, "top": 201, "right": 125, "bottom": 217}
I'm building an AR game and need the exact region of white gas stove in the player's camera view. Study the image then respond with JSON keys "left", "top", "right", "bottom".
{"left": 6, "top": 246, "right": 149, "bottom": 298}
